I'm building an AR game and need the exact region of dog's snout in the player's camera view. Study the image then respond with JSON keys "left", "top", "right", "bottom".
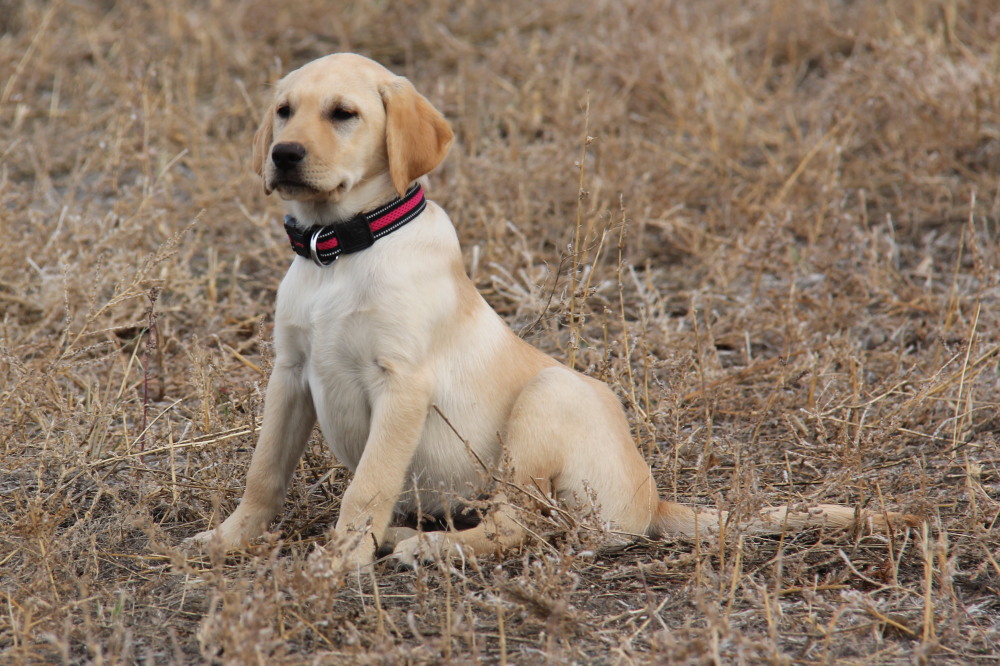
{"left": 271, "top": 142, "right": 307, "bottom": 171}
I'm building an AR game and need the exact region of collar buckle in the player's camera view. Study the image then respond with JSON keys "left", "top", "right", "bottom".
{"left": 333, "top": 213, "right": 376, "bottom": 255}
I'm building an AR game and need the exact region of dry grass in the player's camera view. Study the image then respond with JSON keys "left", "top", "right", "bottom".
{"left": 2, "top": 0, "right": 999, "bottom": 662}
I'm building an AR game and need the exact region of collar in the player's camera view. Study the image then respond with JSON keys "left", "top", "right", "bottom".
{"left": 283, "top": 184, "right": 426, "bottom": 266}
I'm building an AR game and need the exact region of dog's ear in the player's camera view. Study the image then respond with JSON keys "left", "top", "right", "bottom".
{"left": 380, "top": 78, "right": 454, "bottom": 196}
{"left": 252, "top": 105, "right": 274, "bottom": 194}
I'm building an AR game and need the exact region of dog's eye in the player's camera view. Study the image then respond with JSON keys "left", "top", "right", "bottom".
{"left": 276, "top": 104, "right": 292, "bottom": 119}
{"left": 329, "top": 107, "right": 358, "bottom": 122}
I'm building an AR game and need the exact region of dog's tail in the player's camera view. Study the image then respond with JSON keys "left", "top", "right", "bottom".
{"left": 649, "top": 499, "right": 919, "bottom": 539}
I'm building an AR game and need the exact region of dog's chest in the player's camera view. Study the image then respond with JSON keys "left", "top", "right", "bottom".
{"left": 276, "top": 261, "right": 390, "bottom": 468}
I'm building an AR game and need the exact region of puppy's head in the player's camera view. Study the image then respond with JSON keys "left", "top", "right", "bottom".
{"left": 253, "top": 53, "right": 453, "bottom": 203}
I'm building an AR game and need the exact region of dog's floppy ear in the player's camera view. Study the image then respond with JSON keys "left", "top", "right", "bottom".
{"left": 380, "top": 78, "right": 454, "bottom": 196}
{"left": 252, "top": 105, "right": 274, "bottom": 194}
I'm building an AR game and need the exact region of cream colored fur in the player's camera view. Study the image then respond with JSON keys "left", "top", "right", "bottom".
{"left": 190, "top": 53, "right": 915, "bottom": 568}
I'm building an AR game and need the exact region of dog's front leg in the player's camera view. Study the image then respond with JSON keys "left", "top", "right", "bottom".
{"left": 334, "top": 362, "right": 432, "bottom": 569}
{"left": 190, "top": 363, "right": 316, "bottom": 550}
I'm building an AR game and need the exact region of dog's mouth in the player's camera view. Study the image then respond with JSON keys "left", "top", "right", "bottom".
{"left": 274, "top": 179, "right": 313, "bottom": 192}
{"left": 270, "top": 175, "right": 347, "bottom": 201}
{"left": 272, "top": 178, "right": 324, "bottom": 199}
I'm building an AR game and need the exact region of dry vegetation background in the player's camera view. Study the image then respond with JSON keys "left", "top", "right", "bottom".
{"left": 2, "top": 0, "right": 999, "bottom": 663}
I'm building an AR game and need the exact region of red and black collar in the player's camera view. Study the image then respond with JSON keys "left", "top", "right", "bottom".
{"left": 284, "top": 184, "right": 426, "bottom": 266}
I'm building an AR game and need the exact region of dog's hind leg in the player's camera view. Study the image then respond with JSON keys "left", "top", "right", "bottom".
{"left": 391, "top": 365, "right": 651, "bottom": 566}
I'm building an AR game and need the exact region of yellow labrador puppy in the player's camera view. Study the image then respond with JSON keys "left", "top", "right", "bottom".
{"left": 191, "top": 53, "right": 913, "bottom": 567}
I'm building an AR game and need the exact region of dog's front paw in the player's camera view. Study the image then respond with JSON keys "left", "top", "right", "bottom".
{"left": 391, "top": 532, "right": 468, "bottom": 568}
{"left": 343, "top": 539, "right": 375, "bottom": 570}
{"left": 307, "top": 529, "right": 375, "bottom": 576}
{"left": 183, "top": 510, "right": 269, "bottom": 553}
{"left": 184, "top": 526, "right": 244, "bottom": 553}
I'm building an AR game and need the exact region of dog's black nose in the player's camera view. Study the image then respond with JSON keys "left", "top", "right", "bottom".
{"left": 271, "top": 142, "right": 306, "bottom": 171}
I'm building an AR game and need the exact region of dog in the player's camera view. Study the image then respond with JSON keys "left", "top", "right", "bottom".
{"left": 190, "top": 53, "right": 914, "bottom": 568}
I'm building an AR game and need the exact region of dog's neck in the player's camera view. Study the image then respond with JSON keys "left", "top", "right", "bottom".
{"left": 283, "top": 182, "right": 426, "bottom": 266}
{"left": 284, "top": 173, "right": 401, "bottom": 228}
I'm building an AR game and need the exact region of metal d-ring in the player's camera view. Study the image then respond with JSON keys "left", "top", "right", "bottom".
{"left": 309, "top": 228, "right": 334, "bottom": 267}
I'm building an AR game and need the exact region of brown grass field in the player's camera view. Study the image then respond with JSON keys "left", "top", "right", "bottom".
{"left": 2, "top": 0, "right": 999, "bottom": 663}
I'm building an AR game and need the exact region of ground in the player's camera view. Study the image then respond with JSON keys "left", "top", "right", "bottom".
{"left": 1, "top": 0, "right": 998, "bottom": 663}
